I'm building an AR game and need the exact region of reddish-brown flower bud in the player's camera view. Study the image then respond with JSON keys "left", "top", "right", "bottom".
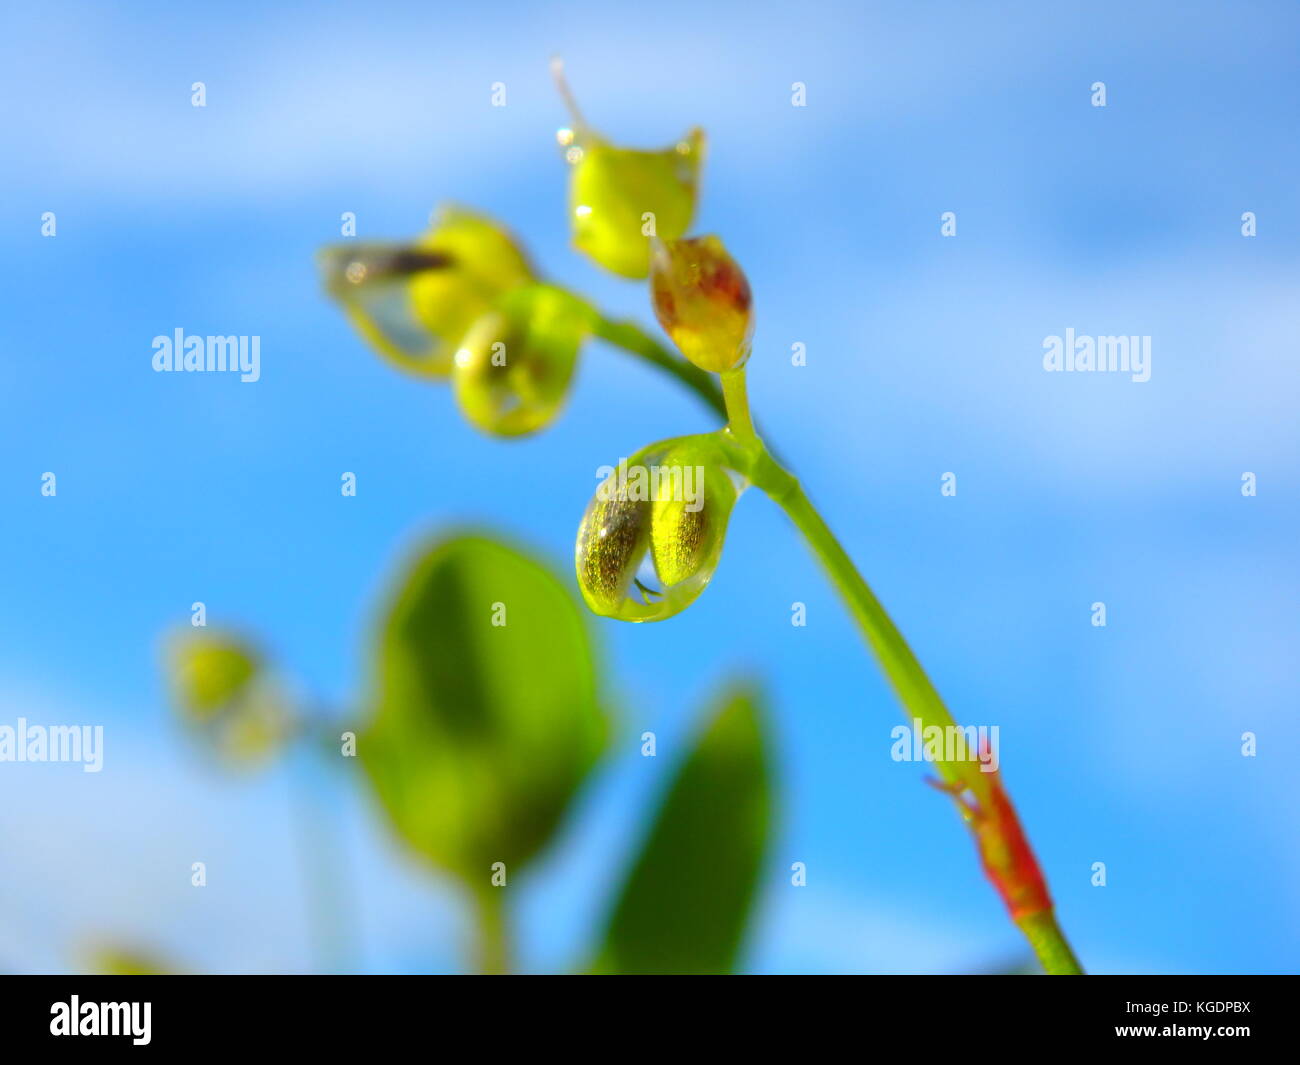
{"left": 649, "top": 235, "right": 753, "bottom": 374}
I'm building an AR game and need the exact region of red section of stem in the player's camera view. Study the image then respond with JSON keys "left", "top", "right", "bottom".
{"left": 930, "top": 764, "right": 1052, "bottom": 922}
{"left": 974, "top": 779, "right": 1052, "bottom": 921}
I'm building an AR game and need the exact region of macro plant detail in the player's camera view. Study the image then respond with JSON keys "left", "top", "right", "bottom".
{"left": 649, "top": 234, "right": 753, "bottom": 373}
{"left": 553, "top": 55, "right": 705, "bottom": 280}
{"left": 159, "top": 532, "right": 774, "bottom": 976}
{"left": 576, "top": 433, "right": 738, "bottom": 622}
{"left": 319, "top": 63, "right": 1083, "bottom": 975}
{"left": 166, "top": 629, "right": 293, "bottom": 765}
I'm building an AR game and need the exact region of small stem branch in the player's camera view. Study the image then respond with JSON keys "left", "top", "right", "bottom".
{"left": 720, "top": 368, "right": 757, "bottom": 442}
{"left": 593, "top": 314, "right": 727, "bottom": 420}
{"left": 550, "top": 56, "right": 589, "bottom": 131}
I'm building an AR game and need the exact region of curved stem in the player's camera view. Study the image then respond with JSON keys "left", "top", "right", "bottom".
{"left": 717, "top": 368, "right": 1083, "bottom": 975}
{"left": 593, "top": 314, "right": 727, "bottom": 420}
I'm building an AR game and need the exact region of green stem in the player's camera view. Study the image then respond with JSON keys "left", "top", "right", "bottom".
{"left": 1018, "top": 911, "right": 1084, "bottom": 975}
{"left": 288, "top": 737, "right": 356, "bottom": 974}
{"left": 717, "top": 367, "right": 1083, "bottom": 976}
{"left": 771, "top": 481, "right": 974, "bottom": 791}
{"left": 720, "top": 368, "right": 757, "bottom": 442}
{"left": 593, "top": 314, "right": 727, "bottom": 420}
{"left": 470, "top": 884, "right": 511, "bottom": 975}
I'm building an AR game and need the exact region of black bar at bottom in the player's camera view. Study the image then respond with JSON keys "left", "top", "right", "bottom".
{"left": 1, "top": 974, "right": 1290, "bottom": 1052}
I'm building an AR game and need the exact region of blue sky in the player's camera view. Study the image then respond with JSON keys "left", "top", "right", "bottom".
{"left": 1, "top": 0, "right": 1297, "bottom": 973}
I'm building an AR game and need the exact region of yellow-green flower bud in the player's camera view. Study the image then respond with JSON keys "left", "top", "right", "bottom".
{"left": 317, "top": 241, "right": 455, "bottom": 377}
{"left": 575, "top": 491, "right": 652, "bottom": 617}
{"left": 565, "top": 127, "right": 705, "bottom": 279}
{"left": 318, "top": 205, "right": 535, "bottom": 379}
{"left": 409, "top": 204, "right": 536, "bottom": 358}
{"left": 166, "top": 630, "right": 260, "bottom": 722}
{"left": 575, "top": 435, "right": 739, "bottom": 622}
{"left": 163, "top": 630, "right": 291, "bottom": 766}
{"left": 452, "top": 284, "right": 594, "bottom": 437}
{"left": 649, "top": 235, "right": 754, "bottom": 373}
{"left": 649, "top": 460, "right": 736, "bottom": 588}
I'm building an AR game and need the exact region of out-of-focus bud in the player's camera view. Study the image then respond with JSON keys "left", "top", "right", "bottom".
{"left": 167, "top": 631, "right": 260, "bottom": 721}
{"left": 649, "top": 235, "right": 754, "bottom": 373}
{"left": 317, "top": 205, "right": 534, "bottom": 378}
{"left": 553, "top": 58, "right": 703, "bottom": 279}
{"left": 452, "top": 284, "right": 595, "bottom": 437}
{"left": 164, "top": 630, "right": 292, "bottom": 766}
{"left": 575, "top": 434, "right": 740, "bottom": 622}
{"left": 409, "top": 204, "right": 536, "bottom": 352}
{"left": 317, "top": 241, "right": 458, "bottom": 377}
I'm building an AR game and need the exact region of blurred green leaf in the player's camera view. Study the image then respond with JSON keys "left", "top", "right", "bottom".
{"left": 362, "top": 533, "right": 609, "bottom": 886}
{"left": 593, "top": 683, "right": 772, "bottom": 974}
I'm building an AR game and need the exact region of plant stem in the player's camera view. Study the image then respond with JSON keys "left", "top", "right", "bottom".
{"left": 770, "top": 481, "right": 975, "bottom": 793}
{"left": 720, "top": 368, "right": 757, "bottom": 442}
{"left": 717, "top": 367, "right": 1083, "bottom": 975}
{"left": 470, "top": 884, "right": 511, "bottom": 975}
{"left": 593, "top": 314, "right": 727, "bottom": 420}
{"left": 1017, "top": 910, "right": 1084, "bottom": 975}
{"left": 287, "top": 743, "right": 356, "bottom": 974}
{"left": 550, "top": 56, "right": 590, "bottom": 132}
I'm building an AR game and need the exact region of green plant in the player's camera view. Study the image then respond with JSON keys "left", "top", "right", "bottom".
{"left": 162, "top": 532, "right": 774, "bottom": 974}
{"left": 318, "top": 62, "right": 1082, "bottom": 974}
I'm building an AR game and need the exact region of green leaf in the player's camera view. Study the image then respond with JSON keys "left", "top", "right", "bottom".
{"left": 361, "top": 533, "right": 609, "bottom": 886}
{"left": 593, "top": 683, "right": 772, "bottom": 974}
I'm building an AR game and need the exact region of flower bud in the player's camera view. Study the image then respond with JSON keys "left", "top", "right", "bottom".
{"left": 163, "top": 630, "right": 291, "bottom": 766}
{"left": 166, "top": 631, "right": 260, "bottom": 722}
{"left": 575, "top": 435, "right": 739, "bottom": 622}
{"left": 649, "top": 235, "right": 754, "bottom": 373}
{"left": 452, "top": 284, "right": 594, "bottom": 437}
{"left": 409, "top": 204, "right": 536, "bottom": 354}
{"left": 317, "top": 241, "right": 455, "bottom": 376}
{"left": 318, "top": 205, "right": 535, "bottom": 378}
{"left": 563, "top": 127, "right": 704, "bottom": 279}
{"left": 649, "top": 460, "right": 736, "bottom": 588}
